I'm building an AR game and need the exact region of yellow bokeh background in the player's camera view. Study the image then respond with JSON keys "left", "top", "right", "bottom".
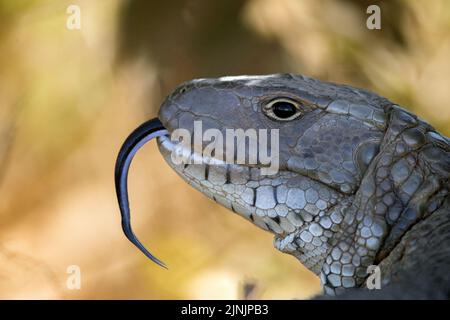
{"left": 0, "top": 0, "right": 449, "bottom": 299}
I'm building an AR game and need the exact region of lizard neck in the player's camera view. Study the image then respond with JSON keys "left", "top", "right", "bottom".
{"left": 320, "top": 105, "right": 450, "bottom": 296}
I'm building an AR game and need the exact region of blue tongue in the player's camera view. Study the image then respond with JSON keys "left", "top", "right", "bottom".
{"left": 115, "top": 118, "right": 169, "bottom": 268}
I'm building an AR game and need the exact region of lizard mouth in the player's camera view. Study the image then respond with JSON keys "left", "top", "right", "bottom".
{"left": 157, "top": 130, "right": 343, "bottom": 274}
{"left": 157, "top": 133, "right": 298, "bottom": 232}
{"left": 115, "top": 117, "right": 341, "bottom": 272}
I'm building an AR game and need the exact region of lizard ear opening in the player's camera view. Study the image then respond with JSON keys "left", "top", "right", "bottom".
{"left": 354, "top": 139, "right": 381, "bottom": 177}
{"left": 115, "top": 118, "right": 169, "bottom": 268}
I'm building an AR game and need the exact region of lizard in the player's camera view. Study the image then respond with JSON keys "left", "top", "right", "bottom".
{"left": 115, "top": 73, "right": 450, "bottom": 298}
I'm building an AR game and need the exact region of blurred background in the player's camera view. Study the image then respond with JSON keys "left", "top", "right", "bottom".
{"left": 0, "top": 0, "right": 449, "bottom": 299}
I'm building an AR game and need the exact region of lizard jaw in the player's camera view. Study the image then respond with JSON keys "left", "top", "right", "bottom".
{"left": 157, "top": 134, "right": 345, "bottom": 275}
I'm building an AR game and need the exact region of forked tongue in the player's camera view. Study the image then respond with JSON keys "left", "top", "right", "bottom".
{"left": 114, "top": 118, "right": 168, "bottom": 268}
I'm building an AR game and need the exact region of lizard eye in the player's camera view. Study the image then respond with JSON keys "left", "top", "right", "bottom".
{"left": 263, "top": 98, "right": 302, "bottom": 121}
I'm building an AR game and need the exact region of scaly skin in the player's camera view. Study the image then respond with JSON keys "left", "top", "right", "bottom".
{"left": 155, "top": 74, "right": 450, "bottom": 298}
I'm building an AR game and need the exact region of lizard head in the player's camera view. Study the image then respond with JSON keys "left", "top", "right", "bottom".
{"left": 156, "top": 74, "right": 390, "bottom": 291}
{"left": 117, "top": 73, "right": 449, "bottom": 296}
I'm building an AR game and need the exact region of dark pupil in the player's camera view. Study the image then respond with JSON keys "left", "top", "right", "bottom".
{"left": 272, "top": 101, "right": 297, "bottom": 118}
